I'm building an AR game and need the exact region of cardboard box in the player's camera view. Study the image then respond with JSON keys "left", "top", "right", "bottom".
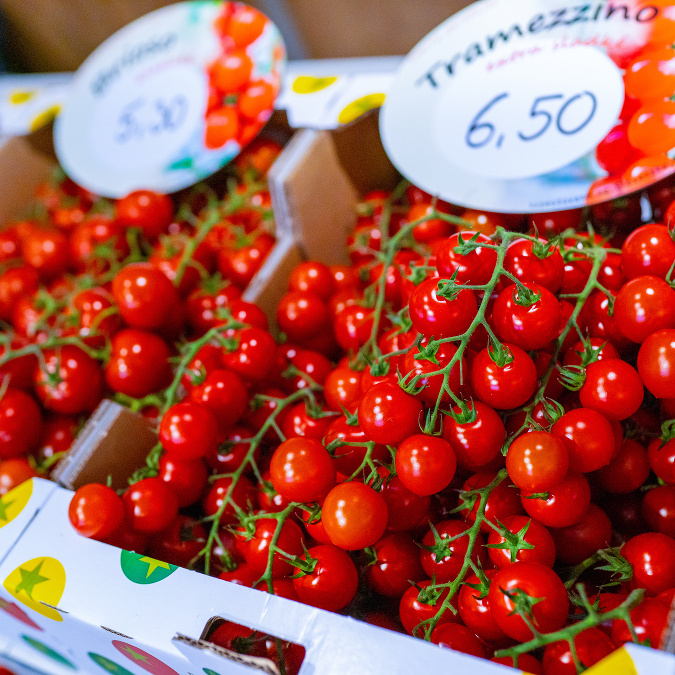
{"left": 2, "top": 479, "right": 673, "bottom": 675}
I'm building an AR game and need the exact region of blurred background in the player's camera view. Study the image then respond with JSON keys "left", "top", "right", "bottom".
{"left": 0, "top": 0, "right": 477, "bottom": 71}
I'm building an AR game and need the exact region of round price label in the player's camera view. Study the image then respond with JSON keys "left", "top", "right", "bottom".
{"left": 55, "top": 2, "right": 285, "bottom": 197}
{"left": 380, "top": 0, "right": 673, "bottom": 213}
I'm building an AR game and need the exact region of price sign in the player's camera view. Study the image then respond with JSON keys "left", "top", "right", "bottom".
{"left": 380, "top": 0, "right": 669, "bottom": 213}
{"left": 55, "top": 2, "right": 285, "bottom": 198}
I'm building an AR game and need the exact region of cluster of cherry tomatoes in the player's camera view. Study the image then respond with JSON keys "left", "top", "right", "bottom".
{"left": 56, "top": 166, "right": 675, "bottom": 675}
{"left": 0, "top": 137, "right": 280, "bottom": 498}
{"left": 6, "top": 136, "right": 675, "bottom": 673}
{"left": 205, "top": 2, "right": 282, "bottom": 150}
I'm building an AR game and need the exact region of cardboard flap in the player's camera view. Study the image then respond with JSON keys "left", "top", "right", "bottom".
{"left": 51, "top": 400, "right": 157, "bottom": 491}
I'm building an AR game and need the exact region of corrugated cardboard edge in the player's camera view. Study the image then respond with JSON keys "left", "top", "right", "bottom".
{"left": 50, "top": 400, "right": 157, "bottom": 491}
{"left": 173, "top": 634, "right": 281, "bottom": 675}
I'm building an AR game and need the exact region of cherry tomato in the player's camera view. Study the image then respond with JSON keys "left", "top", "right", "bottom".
{"left": 157, "top": 454, "right": 208, "bottom": 508}
{"left": 358, "top": 381, "right": 423, "bottom": 445}
{"left": 548, "top": 503, "right": 612, "bottom": 565}
{"left": 269, "top": 437, "right": 335, "bottom": 503}
{"left": 188, "top": 368, "right": 249, "bottom": 432}
{"left": 159, "top": 401, "right": 218, "bottom": 461}
{"left": 430, "top": 623, "right": 487, "bottom": 658}
{"left": 116, "top": 190, "right": 173, "bottom": 240}
{"left": 470, "top": 344, "right": 537, "bottom": 410}
{"left": 506, "top": 430, "right": 568, "bottom": 492}
{"left": 488, "top": 561, "right": 569, "bottom": 641}
{"left": 292, "top": 543, "right": 358, "bottom": 611}
{"left": 487, "top": 514, "right": 556, "bottom": 569}
{"left": 621, "top": 223, "right": 675, "bottom": 280}
{"left": 221, "top": 326, "right": 276, "bottom": 382}
{"left": 614, "top": 275, "right": 675, "bottom": 343}
{"left": 68, "top": 483, "right": 124, "bottom": 541}
{"left": 105, "top": 329, "right": 172, "bottom": 398}
{"left": 322, "top": 481, "right": 388, "bottom": 550}
{"left": 638, "top": 328, "right": 675, "bottom": 398}
{"left": 395, "top": 434, "right": 457, "bottom": 497}
{"left": 435, "top": 230, "right": 497, "bottom": 285}
{"left": 542, "top": 626, "right": 615, "bottom": 675}
{"left": 578, "top": 358, "right": 644, "bottom": 421}
{"left": 503, "top": 238, "right": 564, "bottom": 293}
{"left": 623, "top": 531, "right": 675, "bottom": 596}
{"left": 521, "top": 471, "right": 591, "bottom": 528}
{"left": 0, "top": 457, "right": 39, "bottom": 495}
{"left": 399, "top": 580, "right": 460, "bottom": 636}
{"left": 365, "top": 532, "right": 425, "bottom": 597}
{"left": 0, "top": 388, "right": 42, "bottom": 459}
{"left": 122, "top": 477, "right": 179, "bottom": 533}
{"left": 597, "top": 438, "right": 650, "bottom": 494}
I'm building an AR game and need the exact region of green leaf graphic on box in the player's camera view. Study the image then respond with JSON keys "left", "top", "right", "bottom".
{"left": 203, "top": 669, "right": 223, "bottom": 675}
{"left": 21, "top": 635, "right": 76, "bottom": 669}
{"left": 89, "top": 652, "right": 136, "bottom": 675}
{"left": 120, "top": 551, "right": 177, "bottom": 585}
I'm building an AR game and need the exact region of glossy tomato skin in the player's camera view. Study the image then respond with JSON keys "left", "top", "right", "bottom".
{"left": 611, "top": 596, "right": 669, "bottom": 648}
{"left": 112, "top": 262, "right": 180, "bottom": 329}
{"left": 487, "top": 515, "right": 556, "bottom": 569}
{"left": 189, "top": 369, "right": 249, "bottom": 432}
{"left": 365, "top": 532, "right": 425, "bottom": 597}
{"left": 492, "top": 281, "right": 561, "bottom": 351}
{"left": 470, "top": 344, "right": 537, "bottom": 410}
{"left": 578, "top": 359, "right": 644, "bottom": 422}
{"left": 116, "top": 190, "right": 174, "bottom": 239}
{"left": 521, "top": 471, "right": 591, "bottom": 528}
{"left": 358, "top": 382, "right": 423, "bottom": 445}
{"left": 547, "top": 503, "right": 612, "bottom": 565}
{"left": 642, "top": 485, "right": 675, "bottom": 537}
{"left": 395, "top": 434, "right": 457, "bottom": 496}
{"left": 292, "top": 544, "right": 359, "bottom": 611}
{"left": 430, "top": 623, "right": 487, "bottom": 659}
{"left": 621, "top": 223, "right": 675, "bottom": 280}
{"left": 435, "top": 230, "right": 497, "bottom": 285}
{"left": 221, "top": 327, "right": 276, "bottom": 382}
{"left": 35, "top": 346, "right": 103, "bottom": 414}
{"left": 402, "top": 340, "right": 466, "bottom": 404}
{"left": 597, "top": 438, "right": 650, "bottom": 494}
{"left": 323, "top": 415, "right": 388, "bottom": 477}
{"left": 122, "top": 477, "right": 179, "bottom": 534}
{"left": 550, "top": 408, "right": 615, "bottom": 474}
{"left": 419, "top": 519, "right": 487, "bottom": 583}
{"left": 408, "top": 276, "right": 477, "bottom": 338}
{"left": 159, "top": 401, "right": 218, "bottom": 461}
{"left": 68, "top": 483, "right": 124, "bottom": 541}
{"left": 269, "top": 437, "right": 335, "bottom": 503}
{"left": 506, "top": 431, "right": 568, "bottom": 493}
{"left": 399, "top": 580, "right": 460, "bottom": 636}
{"left": 441, "top": 400, "right": 506, "bottom": 469}
{"left": 614, "top": 275, "right": 675, "bottom": 343}
{"left": 244, "top": 516, "right": 305, "bottom": 577}
{"left": 638, "top": 328, "right": 675, "bottom": 398}
{"left": 277, "top": 290, "right": 330, "bottom": 342}
{"left": 322, "top": 482, "right": 388, "bottom": 550}
{"left": 157, "top": 455, "right": 208, "bottom": 508}
{"left": 0, "top": 266, "right": 39, "bottom": 321}
{"left": 503, "top": 238, "right": 564, "bottom": 293}
{"left": 105, "top": 329, "right": 172, "bottom": 398}
{"left": 202, "top": 475, "right": 257, "bottom": 526}
{"left": 488, "top": 561, "right": 569, "bottom": 641}
{"left": 149, "top": 515, "right": 207, "bottom": 568}
{"left": 458, "top": 570, "right": 510, "bottom": 645}
{"left": 0, "top": 457, "right": 39, "bottom": 495}
{"left": 542, "top": 627, "right": 615, "bottom": 675}
{"left": 379, "top": 471, "right": 431, "bottom": 532}
{"left": 622, "top": 532, "right": 675, "bottom": 596}
{"left": 0, "top": 388, "right": 42, "bottom": 459}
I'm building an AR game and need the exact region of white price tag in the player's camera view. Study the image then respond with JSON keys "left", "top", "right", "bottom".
{"left": 380, "top": 0, "right": 669, "bottom": 213}
{"left": 55, "top": 2, "right": 285, "bottom": 198}
{"left": 435, "top": 43, "right": 623, "bottom": 180}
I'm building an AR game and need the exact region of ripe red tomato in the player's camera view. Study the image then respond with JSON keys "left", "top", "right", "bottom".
{"left": 597, "top": 438, "right": 650, "bottom": 494}
{"left": 458, "top": 570, "right": 510, "bottom": 644}
{"left": 408, "top": 276, "right": 477, "bottom": 338}
{"left": 395, "top": 434, "right": 457, "bottom": 496}
{"left": 0, "top": 457, "right": 39, "bottom": 495}
{"left": 503, "top": 238, "right": 564, "bottom": 293}
{"left": 430, "top": 623, "right": 487, "bottom": 659}
{"left": 68, "top": 483, "right": 124, "bottom": 540}
{"left": 614, "top": 275, "right": 675, "bottom": 343}
{"left": 159, "top": 401, "right": 218, "bottom": 461}
{"left": 157, "top": 454, "right": 208, "bottom": 508}
{"left": 105, "top": 329, "right": 172, "bottom": 398}
{"left": 202, "top": 475, "right": 257, "bottom": 525}
{"left": 321, "top": 481, "right": 388, "bottom": 550}
{"left": 492, "top": 282, "right": 561, "bottom": 350}
{"left": 243, "top": 516, "right": 305, "bottom": 577}
{"left": 116, "top": 190, "right": 174, "bottom": 239}
{"left": 550, "top": 408, "right": 615, "bottom": 474}
{"left": 623, "top": 532, "right": 675, "bottom": 596}
{"left": 221, "top": 326, "right": 276, "bottom": 382}
{"left": 548, "top": 503, "right": 612, "bottom": 566}
{"left": 419, "top": 519, "right": 487, "bottom": 582}
{"left": 621, "top": 223, "right": 675, "bottom": 280}
{"left": 358, "top": 381, "right": 423, "bottom": 445}
{"left": 611, "top": 596, "right": 669, "bottom": 648}
{"left": 642, "top": 485, "right": 675, "bottom": 537}
{"left": 441, "top": 400, "right": 505, "bottom": 469}
{"left": 122, "top": 477, "right": 179, "bottom": 533}
{"left": 488, "top": 561, "right": 569, "bottom": 641}
{"left": 578, "top": 358, "right": 644, "bottom": 421}
{"left": 542, "top": 627, "right": 615, "bottom": 675}
{"left": 399, "top": 580, "right": 460, "bottom": 636}
{"left": 506, "top": 431, "right": 568, "bottom": 492}
{"left": 470, "top": 344, "right": 537, "bottom": 410}
{"left": 435, "top": 230, "right": 497, "bottom": 285}
{"left": 0, "top": 388, "right": 42, "bottom": 459}
{"left": 288, "top": 261, "right": 335, "bottom": 299}
{"left": 277, "top": 290, "right": 330, "bottom": 342}
{"left": 487, "top": 515, "right": 556, "bottom": 569}
{"left": 292, "top": 544, "right": 358, "bottom": 611}
{"left": 269, "top": 437, "right": 335, "bottom": 503}
{"left": 112, "top": 262, "right": 180, "bottom": 329}
{"left": 35, "top": 346, "right": 103, "bottom": 414}
{"left": 638, "top": 328, "right": 675, "bottom": 398}
{"left": 365, "top": 532, "right": 425, "bottom": 597}
{"left": 521, "top": 471, "right": 591, "bottom": 528}
{"left": 188, "top": 368, "right": 248, "bottom": 432}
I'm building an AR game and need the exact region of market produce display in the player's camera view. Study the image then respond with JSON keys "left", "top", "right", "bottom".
{"left": 0, "top": 161, "right": 667, "bottom": 673}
